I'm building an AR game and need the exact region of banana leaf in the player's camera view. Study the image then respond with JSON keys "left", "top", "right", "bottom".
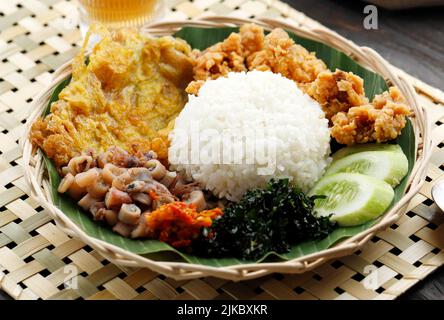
{"left": 42, "top": 27, "right": 415, "bottom": 267}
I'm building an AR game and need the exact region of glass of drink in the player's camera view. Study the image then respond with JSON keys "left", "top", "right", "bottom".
{"left": 78, "top": 0, "right": 165, "bottom": 35}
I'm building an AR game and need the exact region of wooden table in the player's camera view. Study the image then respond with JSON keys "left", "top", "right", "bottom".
{"left": 283, "top": 0, "right": 444, "bottom": 300}
{"left": 0, "top": 0, "right": 443, "bottom": 301}
{"left": 284, "top": 0, "right": 444, "bottom": 89}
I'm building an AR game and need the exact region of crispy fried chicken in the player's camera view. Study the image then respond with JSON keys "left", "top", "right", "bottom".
{"left": 186, "top": 23, "right": 327, "bottom": 95}
{"left": 331, "top": 87, "right": 412, "bottom": 145}
{"left": 303, "top": 69, "right": 369, "bottom": 121}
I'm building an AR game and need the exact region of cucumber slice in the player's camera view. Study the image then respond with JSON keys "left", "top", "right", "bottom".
{"left": 332, "top": 144, "right": 402, "bottom": 161}
{"left": 325, "top": 150, "right": 408, "bottom": 187}
{"left": 309, "top": 173, "right": 394, "bottom": 226}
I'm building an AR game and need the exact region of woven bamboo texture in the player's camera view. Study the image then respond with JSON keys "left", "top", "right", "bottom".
{"left": 1, "top": 0, "right": 444, "bottom": 299}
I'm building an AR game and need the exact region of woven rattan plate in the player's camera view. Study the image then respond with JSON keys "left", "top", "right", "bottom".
{"left": 1, "top": 0, "right": 444, "bottom": 300}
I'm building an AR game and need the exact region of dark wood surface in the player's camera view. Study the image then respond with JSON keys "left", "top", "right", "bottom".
{"left": 283, "top": 0, "right": 444, "bottom": 300}
{"left": 284, "top": 0, "right": 444, "bottom": 90}
{"left": 0, "top": 0, "right": 443, "bottom": 301}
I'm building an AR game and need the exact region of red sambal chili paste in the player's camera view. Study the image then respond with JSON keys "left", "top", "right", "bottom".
{"left": 146, "top": 201, "right": 223, "bottom": 248}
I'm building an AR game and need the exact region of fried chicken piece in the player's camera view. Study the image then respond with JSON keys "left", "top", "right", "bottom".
{"left": 303, "top": 70, "right": 369, "bottom": 121}
{"left": 247, "top": 28, "right": 327, "bottom": 84}
{"left": 186, "top": 27, "right": 254, "bottom": 94}
{"left": 192, "top": 32, "right": 246, "bottom": 83}
{"left": 186, "top": 24, "right": 327, "bottom": 95}
{"left": 239, "top": 23, "right": 264, "bottom": 57}
{"left": 331, "top": 87, "right": 411, "bottom": 145}
{"left": 30, "top": 116, "right": 76, "bottom": 167}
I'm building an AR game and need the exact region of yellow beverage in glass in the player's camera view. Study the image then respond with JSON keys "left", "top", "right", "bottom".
{"left": 78, "top": 0, "right": 165, "bottom": 29}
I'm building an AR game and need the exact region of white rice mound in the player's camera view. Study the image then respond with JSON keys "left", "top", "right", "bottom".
{"left": 168, "top": 71, "right": 331, "bottom": 202}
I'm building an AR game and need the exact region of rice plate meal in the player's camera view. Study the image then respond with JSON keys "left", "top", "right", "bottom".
{"left": 27, "top": 22, "right": 418, "bottom": 270}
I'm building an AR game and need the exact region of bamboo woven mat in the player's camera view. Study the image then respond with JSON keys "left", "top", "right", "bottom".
{"left": 1, "top": 0, "right": 444, "bottom": 300}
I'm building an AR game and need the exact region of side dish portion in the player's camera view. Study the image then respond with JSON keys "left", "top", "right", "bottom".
{"left": 186, "top": 24, "right": 327, "bottom": 94}
{"left": 331, "top": 87, "right": 411, "bottom": 145}
{"left": 310, "top": 143, "right": 407, "bottom": 226}
{"left": 324, "top": 144, "right": 408, "bottom": 187}
{"left": 57, "top": 146, "right": 223, "bottom": 246}
{"left": 310, "top": 173, "right": 394, "bottom": 226}
{"left": 31, "top": 27, "right": 195, "bottom": 168}
{"left": 195, "top": 179, "right": 335, "bottom": 260}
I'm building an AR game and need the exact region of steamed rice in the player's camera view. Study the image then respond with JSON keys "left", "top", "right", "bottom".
{"left": 168, "top": 71, "right": 331, "bottom": 201}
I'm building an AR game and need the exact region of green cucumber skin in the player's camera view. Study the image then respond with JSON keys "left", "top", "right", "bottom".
{"left": 385, "top": 151, "right": 408, "bottom": 186}
{"left": 310, "top": 173, "right": 394, "bottom": 227}
{"left": 325, "top": 150, "right": 408, "bottom": 187}
{"left": 332, "top": 144, "right": 401, "bottom": 161}
{"left": 331, "top": 178, "right": 394, "bottom": 226}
